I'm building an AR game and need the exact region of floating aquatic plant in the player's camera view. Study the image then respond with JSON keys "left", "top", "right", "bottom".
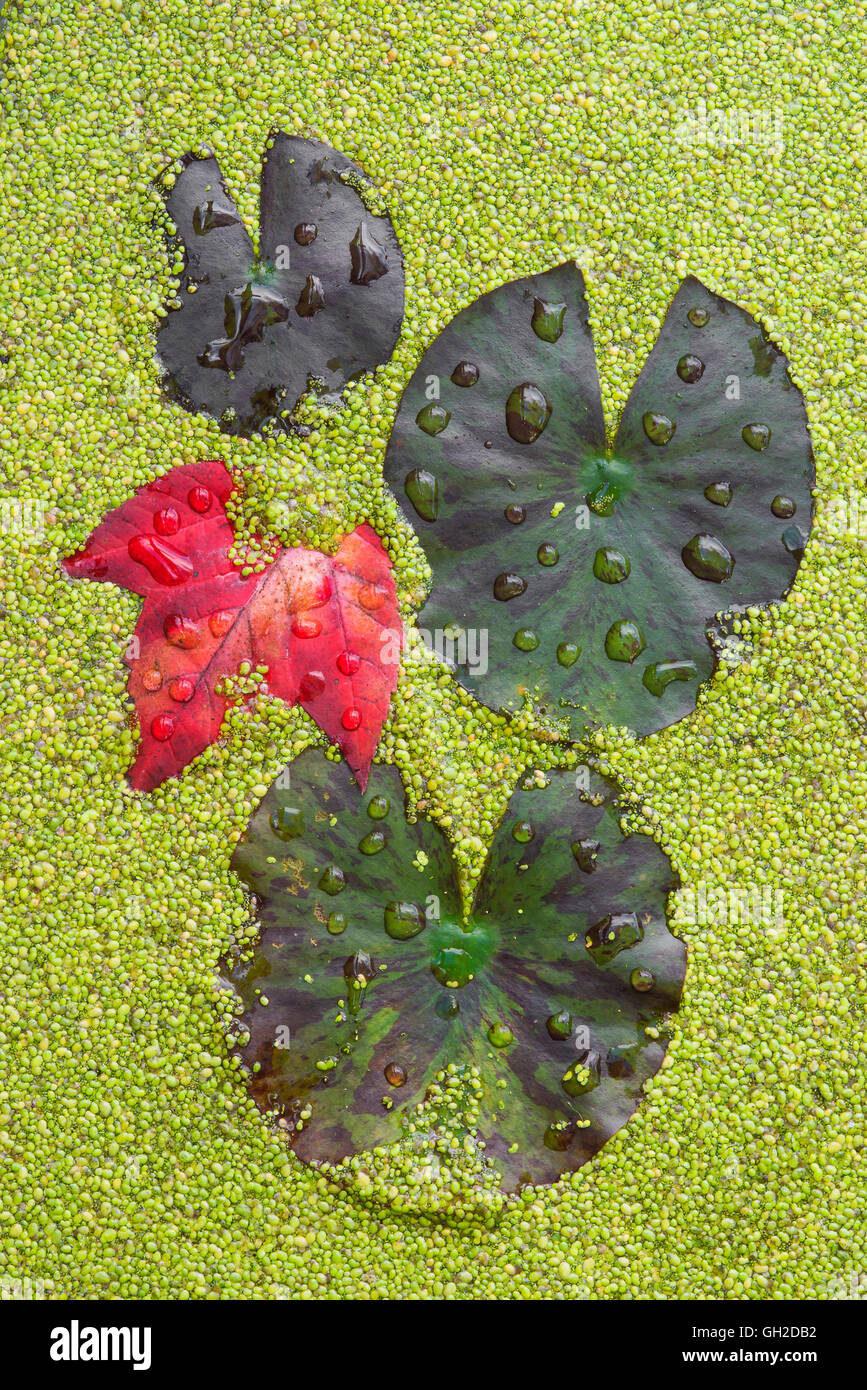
{"left": 384, "top": 265, "right": 814, "bottom": 738}
{"left": 228, "top": 748, "right": 684, "bottom": 1190}
{"left": 158, "top": 132, "right": 405, "bottom": 436}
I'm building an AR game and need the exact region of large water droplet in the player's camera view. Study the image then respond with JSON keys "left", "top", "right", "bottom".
{"left": 630, "top": 966, "right": 655, "bottom": 992}
{"left": 436, "top": 994, "right": 460, "bottom": 1020}
{"left": 415, "top": 404, "right": 450, "bottom": 436}
{"left": 431, "top": 948, "right": 475, "bottom": 988}
{"left": 513, "top": 628, "right": 539, "bottom": 652}
{"left": 319, "top": 865, "right": 346, "bottom": 896}
{"left": 153, "top": 506, "right": 180, "bottom": 536}
{"left": 128, "top": 535, "right": 194, "bottom": 586}
{"left": 537, "top": 543, "right": 559, "bottom": 566}
{"left": 506, "top": 382, "right": 551, "bottom": 444}
{"left": 188, "top": 486, "right": 212, "bottom": 513}
{"left": 298, "top": 670, "right": 326, "bottom": 701}
{"left": 681, "top": 533, "right": 734, "bottom": 583}
{"left": 164, "top": 614, "right": 202, "bottom": 649}
{"left": 512, "top": 820, "right": 534, "bottom": 843}
{"left": 295, "top": 274, "right": 326, "bottom": 318}
{"left": 487, "top": 1022, "right": 514, "bottom": 1048}
{"left": 561, "top": 1049, "right": 601, "bottom": 1096}
{"left": 368, "top": 795, "right": 390, "bottom": 819}
{"left": 209, "top": 610, "right": 236, "bottom": 638}
{"left": 168, "top": 676, "right": 195, "bottom": 703}
{"left": 359, "top": 829, "right": 386, "bottom": 855}
{"left": 571, "top": 837, "right": 600, "bottom": 872}
{"left": 327, "top": 912, "right": 347, "bottom": 935}
{"left": 531, "top": 297, "right": 567, "bottom": 342}
{"left": 294, "top": 222, "right": 317, "bottom": 245}
{"left": 782, "top": 524, "right": 807, "bottom": 556}
{"left": 384, "top": 1062, "right": 407, "bottom": 1087}
{"left": 557, "top": 642, "right": 580, "bottom": 667}
{"left": 342, "top": 707, "right": 362, "bottom": 731}
{"left": 586, "top": 481, "right": 617, "bottom": 515}
{"left": 642, "top": 411, "right": 675, "bottom": 445}
{"left": 643, "top": 659, "right": 698, "bottom": 696}
{"left": 493, "top": 572, "right": 527, "bottom": 601}
{"left": 742, "top": 422, "right": 771, "bottom": 451}
{"left": 451, "top": 360, "right": 479, "bottom": 386}
{"left": 546, "top": 1010, "right": 573, "bottom": 1041}
{"left": 606, "top": 1043, "right": 638, "bottom": 1079}
{"left": 704, "top": 481, "right": 732, "bottom": 507}
{"left": 505, "top": 503, "right": 526, "bottom": 524}
{"left": 771, "top": 494, "right": 796, "bottom": 518}
{"left": 404, "top": 469, "right": 439, "bottom": 521}
{"left": 192, "top": 201, "right": 240, "bottom": 234}
{"left": 585, "top": 911, "right": 643, "bottom": 963}
{"left": 201, "top": 282, "right": 289, "bottom": 373}
{"left": 593, "top": 547, "right": 630, "bottom": 583}
{"left": 344, "top": 950, "right": 375, "bottom": 982}
{"left": 604, "top": 620, "right": 645, "bottom": 663}
{"left": 688, "top": 306, "right": 709, "bottom": 326}
{"left": 270, "top": 806, "right": 305, "bottom": 840}
{"left": 349, "top": 223, "right": 389, "bottom": 284}
{"left": 337, "top": 651, "right": 361, "bottom": 676}
{"left": 676, "top": 353, "right": 704, "bottom": 383}
{"left": 384, "top": 901, "right": 425, "bottom": 940}
{"left": 150, "top": 713, "right": 175, "bottom": 742}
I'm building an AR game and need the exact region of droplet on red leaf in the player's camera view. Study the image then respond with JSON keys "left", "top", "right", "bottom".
{"left": 208, "top": 610, "right": 236, "bottom": 638}
{"left": 358, "top": 583, "right": 385, "bottom": 611}
{"left": 142, "top": 668, "right": 162, "bottom": 692}
{"left": 342, "top": 707, "right": 362, "bottom": 731}
{"left": 153, "top": 506, "right": 181, "bottom": 536}
{"left": 151, "top": 713, "right": 176, "bottom": 741}
{"left": 169, "top": 676, "right": 196, "bottom": 702}
{"left": 164, "top": 614, "right": 202, "bottom": 648}
{"left": 128, "top": 535, "right": 194, "bottom": 586}
{"left": 299, "top": 671, "right": 326, "bottom": 700}
{"left": 337, "top": 651, "right": 361, "bottom": 676}
{"left": 188, "top": 486, "right": 212, "bottom": 513}
{"left": 292, "top": 616, "right": 321, "bottom": 639}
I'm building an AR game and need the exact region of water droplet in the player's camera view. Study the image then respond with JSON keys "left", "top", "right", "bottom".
{"left": 531, "top": 296, "right": 567, "bottom": 342}
{"left": 604, "top": 620, "right": 645, "bottom": 663}
{"left": 585, "top": 911, "right": 643, "bottom": 963}
{"left": 294, "top": 222, "right": 317, "bottom": 245}
{"left": 319, "top": 865, "right": 346, "bottom": 896}
{"left": 431, "top": 947, "right": 475, "bottom": 988}
{"left": 586, "top": 481, "right": 617, "bottom": 515}
{"left": 153, "top": 506, "right": 180, "bottom": 536}
{"left": 342, "top": 707, "right": 362, "bottom": 731}
{"left": 771, "top": 494, "right": 796, "bottom": 518}
{"left": 142, "top": 668, "right": 162, "bottom": 692}
{"left": 150, "top": 712, "right": 175, "bottom": 742}
{"left": 561, "top": 1049, "right": 601, "bottom": 1097}
{"left": 270, "top": 806, "right": 305, "bottom": 840}
{"left": 415, "top": 404, "right": 450, "bottom": 436}
{"left": 571, "top": 838, "right": 600, "bottom": 872}
{"left": 187, "top": 486, "right": 212, "bottom": 513}
{"left": 295, "top": 274, "right": 326, "bottom": 318}
{"left": 704, "top": 481, "right": 732, "bottom": 506}
{"left": 337, "top": 651, "right": 361, "bottom": 676}
{"left": 451, "top": 360, "right": 479, "bottom": 386}
{"left": 688, "top": 306, "right": 709, "bottom": 327}
{"left": 506, "top": 382, "right": 551, "bottom": 444}
{"left": 192, "top": 200, "right": 240, "bottom": 234}
{"left": 643, "top": 659, "right": 699, "bottom": 696}
{"left": 537, "top": 543, "right": 559, "bottom": 566}
{"left": 487, "top": 1022, "right": 514, "bottom": 1048}
{"left": 368, "top": 795, "right": 390, "bottom": 819}
{"left": 505, "top": 503, "right": 526, "bottom": 524}
{"left": 358, "top": 582, "right": 385, "bottom": 611}
{"left": 404, "top": 468, "right": 439, "bottom": 521}
{"left": 546, "top": 1011, "right": 573, "bottom": 1041}
{"left": 742, "top": 422, "right": 771, "bottom": 451}
{"left": 128, "top": 535, "right": 194, "bottom": 586}
{"left": 384, "top": 1062, "right": 407, "bottom": 1087}
{"left": 292, "top": 616, "right": 321, "bottom": 638}
{"left": 513, "top": 628, "right": 539, "bottom": 652}
{"left": 593, "top": 547, "right": 630, "bottom": 583}
{"left": 209, "top": 610, "right": 236, "bottom": 638}
{"left": 681, "top": 533, "right": 735, "bottom": 583}
{"left": 544, "top": 1122, "right": 575, "bottom": 1151}
{"left": 436, "top": 994, "right": 460, "bottom": 1019}
{"left": 327, "top": 912, "right": 347, "bottom": 935}
{"left": 676, "top": 353, "right": 704, "bottom": 383}
{"left": 642, "top": 411, "right": 675, "bottom": 445}
{"left": 359, "top": 829, "right": 385, "bottom": 855}
{"left": 384, "top": 901, "right": 425, "bottom": 940}
{"left": 607, "top": 1043, "right": 638, "bottom": 1079}
{"left": 630, "top": 966, "right": 655, "bottom": 992}
{"left": 201, "top": 283, "right": 289, "bottom": 373}
{"left": 344, "top": 949, "right": 374, "bottom": 982}
{"left": 782, "top": 524, "right": 807, "bottom": 556}
{"left": 164, "top": 614, "right": 202, "bottom": 649}
{"left": 557, "top": 642, "right": 580, "bottom": 667}
{"left": 349, "top": 223, "right": 388, "bottom": 284}
{"left": 493, "top": 572, "right": 527, "bottom": 601}
{"left": 298, "top": 670, "right": 326, "bottom": 701}
{"left": 512, "top": 820, "right": 534, "bottom": 843}
{"left": 168, "top": 676, "right": 196, "bottom": 703}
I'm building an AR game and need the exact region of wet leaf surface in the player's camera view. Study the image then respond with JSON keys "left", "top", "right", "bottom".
{"left": 229, "top": 749, "right": 685, "bottom": 1190}
{"left": 384, "top": 266, "right": 814, "bottom": 738}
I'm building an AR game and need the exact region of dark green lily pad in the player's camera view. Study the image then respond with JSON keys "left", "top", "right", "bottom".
{"left": 383, "top": 265, "right": 814, "bottom": 737}
{"left": 158, "top": 132, "right": 404, "bottom": 435}
{"left": 227, "top": 749, "right": 684, "bottom": 1190}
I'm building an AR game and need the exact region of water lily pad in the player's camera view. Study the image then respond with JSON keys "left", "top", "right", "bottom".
{"left": 228, "top": 749, "right": 684, "bottom": 1190}
{"left": 383, "top": 265, "right": 814, "bottom": 737}
{"left": 158, "top": 132, "right": 404, "bottom": 435}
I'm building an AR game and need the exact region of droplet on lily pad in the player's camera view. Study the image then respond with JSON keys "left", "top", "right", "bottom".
{"left": 742, "top": 421, "right": 771, "bottom": 451}
{"left": 771, "top": 494, "right": 796, "bottom": 518}
{"left": 557, "top": 642, "right": 580, "bottom": 667}
{"left": 704, "top": 481, "right": 732, "bottom": 506}
{"left": 676, "top": 353, "right": 704, "bottom": 383}
{"left": 546, "top": 1010, "right": 573, "bottom": 1041}
{"left": 585, "top": 911, "right": 643, "bottom": 964}
{"left": 319, "top": 865, "right": 346, "bottom": 896}
{"left": 451, "top": 360, "right": 479, "bottom": 386}
{"left": 561, "top": 1050, "right": 602, "bottom": 1096}
{"left": 270, "top": 806, "right": 305, "bottom": 840}
{"left": 688, "top": 306, "right": 709, "bottom": 326}
{"left": 593, "top": 547, "right": 631, "bottom": 583}
{"left": 513, "top": 628, "right": 539, "bottom": 651}
{"left": 506, "top": 382, "right": 551, "bottom": 444}
{"left": 642, "top": 411, "right": 675, "bottom": 445}
{"left": 537, "top": 543, "right": 559, "bottom": 566}
{"left": 643, "top": 659, "right": 698, "bottom": 696}
{"left": 384, "top": 901, "right": 426, "bottom": 940}
{"left": 416, "top": 403, "right": 450, "bottom": 435}
{"left": 604, "top": 620, "right": 645, "bottom": 663}
{"left": 681, "top": 533, "right": 735, "bottom": 583}
{"left": 494, "top": 572, "right": 527, "bottom": 601}
{"left": 359, "top": 829, "right": 386, "bottom": 855}
{"left": 404, "top": 468, "right": 438, "bottom": 521}
{"left": 487, "top": 1022, "right": 514, "bottom": 1048}
{"left": 431, "top": 947, "right": 475, "bottom": 988}
{"left": 531, "top": 296, "right": 567, "bottom": 342}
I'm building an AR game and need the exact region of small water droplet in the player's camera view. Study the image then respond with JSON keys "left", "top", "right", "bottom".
{"left": 342, "top": 707, "right": 362, "bottom": 731}
{"left": 643, "top": 659, "right": 698, "bottom": 696}
{"left": 487, "top": 1022, "right": 514, "bottom": 1048}
{"left": 359, "top": 829, "right": 385, "bottom": 855}
{"left": 337, "top": 651, "right": 361, "bottom": 676}
{"left": 327, "top": 912, "right": 347, "bottom": 935}
{"left": 593, "top": 547, "right": 630, "bottom": 583}
{"left": 209, "top": 610, "right": 236, "bottom": 638}
{"left": 688, "top": 306, "right": 709, "bottom": 327}
{"left": 358, "top": 582, "right": 385, "bottom": 611}
{"left": 506, "top": 382, "right": 551, "bottom": 444}
{"left": 771, "top": 494, "right": 796, "bottom": 518}
{"left": 292, "top": 616, "right": 322, "bottom": 638}
{"left": 153, "top": 506, "right": 180, "bottom": 536}
{"left": 415, "top": 404, "right": 450, "bottom": 436}
{"left": 493, "top": 572, "right": 527, "bottom": 601}
{"left": 546, "top": 1010, "right": 573, "bottom": 1041}
{"left": 320, "top": 865, "right": 346, "bottom": 896}
{"left": 368, "top": 795, "right": 390, "bottom": 819}
{"left": 436, "top": 994, "right": 460, "bottom": 1019}
{"left": 681, "top": 533, "right": 734, "bottom": 583}
{"left": 676, "top": 353, "right": 704, "bottom": 383}
{"left": 384, "top": 901, "right": 425, "bottom": 940}
{"left": 607, "top": 1043, "right": 638, "bottom": 1079}
{"left": 270, "top": 806, "right": 305, "bottom": 840}
{"left": 630, "top": 966, "right": 655, "bottom": 992}
{"left": 704, "top": 481, "right": 732, "bottom": 507}
{"left": 164, "top": 614, "right": 202, "bottom": 649}
{"left": 431, "top": 948, "right": 475, "bottom": 989}
{"left": 451, "top": 360, "right": 479, "bottom": 386}
{"left": 571, "top": 838, "right": 600, "bottom": 872}
{"left": 298, "top": 670, "right": 326, "bottom": 701}
{"left": 187, "top": 486, "right": 212, "bottom": 513}
{"left": 505, "top": 503, "right": 526, "bottom": 524}
{"left": 604, "top": 620, "right": 645, "bottom": 663}
{"left": 294, "top": 222, "right": 317, "bottom": 245}
{"left": 561, "top": 1050, "right": 601, "bottom": 1096}
{"left": 782, "top": 523, "right": 807, "bottom": 556}
{"left": 168, "top": 676, "right": 195, "bottom": 703}
{"left": 384, "top": 1062, "right": 407, "bottom": 1087}
{"left": 531, "top": 296, "right": 567, "bottom": 342}
{"left": 349, "top": 223, "right": 389, "bottom": 284}
{"left": 513, "top": 627, "right": 539, "bottom": 652}
{"left": 295, "top": 274, "right": 326, "bottom": 318}
{"left": 557, "top": 641, "right": 580, "bottom": 667}
{"left": 537, "top": 543, "right": 559, "bottom": 566}
{"left": 128, "top": 535, "right": 194, "bottom": 586}
{"left": 192, "top": 200, "right": 240, "bottom": 234}
{"left": 642, "top": 411, "right": 675, "bottom": 445}
{"left": 512, "top": 820, "right": 534, "bottom": 843}
{"left": 150, "top": 712, "right": 176, "bottom": 741}
{"left": 585, "top": 911, "right": 643, "bottom": 963}
{"left": 742, "top": 422, "right": 771, "bottom": 451}
{"left": 142, "top": 668, "right": 162, "bottom": 692}
{"left": 544, "top": 1122, "right": 575, "bottom": 1152}
{"left": 404, "top": 468, "right": 439, "bottom": 521}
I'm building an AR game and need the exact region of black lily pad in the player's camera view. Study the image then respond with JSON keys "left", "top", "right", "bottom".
{"left": 157, "top": 132, "right": 405, "bottom": 435}
{"left": 383, "top": 265, "right": 814, "bottom": 737}
{"left": 228, "top": 749, "right": 685, "bottom": 1191}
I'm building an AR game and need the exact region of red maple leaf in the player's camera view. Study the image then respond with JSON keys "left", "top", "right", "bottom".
{"left": 63, "top": 461, "right": 402, "bottom": 792}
